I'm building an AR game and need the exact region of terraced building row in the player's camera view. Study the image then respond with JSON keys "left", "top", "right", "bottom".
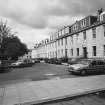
{"left": 33, "top": 9, "right": 105, "bottom": 59}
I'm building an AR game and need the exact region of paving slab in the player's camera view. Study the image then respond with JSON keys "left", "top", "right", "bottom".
{"left": 0, "top": 75, "right": 105, "bottom": 105}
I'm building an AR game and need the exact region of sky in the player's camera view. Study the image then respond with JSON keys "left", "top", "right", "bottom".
{"left": 0, "top": 0, "right": 105, "bottom": 48}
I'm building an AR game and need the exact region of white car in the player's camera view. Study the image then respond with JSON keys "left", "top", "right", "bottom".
{"left": 11, "top": 61, "right": 23, "bottom": 66}
{"left": 67, "top": 59, "right": 105, "bottom": 75}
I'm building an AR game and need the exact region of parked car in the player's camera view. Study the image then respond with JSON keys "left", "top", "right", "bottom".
{"left": 55, "top": 59, "right": 62, "bottom": 65}
{"left": 44, "top": 58, "right": 49, "bottom": 63}
{"left": 67, "top": 59, "right": 105, "bottom": 75}
{"left": 11, "top": 61, "right": 24, "bottom": 67}
{"left": 68, "top": 57, "right": 84, "bottom": 65}
{"left": 49, "top": 58, "right": 55, "bottom": 64}
{"left": 34, "top": 59, "right": 40, "bottom": 63}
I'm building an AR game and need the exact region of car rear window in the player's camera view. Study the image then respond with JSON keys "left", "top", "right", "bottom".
{"left": 77, "top": 60, "right": 91, "bottom": 65}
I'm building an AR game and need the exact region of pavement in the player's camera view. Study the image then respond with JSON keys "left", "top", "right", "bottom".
{"left": 0, "top": 75, "right": 105, "bottom": 105}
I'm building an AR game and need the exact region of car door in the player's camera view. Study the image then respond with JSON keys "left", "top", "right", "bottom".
{"left": 94, "top": 61, "right": 101, "bottom": 73}
{"left": 96, "top": 61, "right": 105, "bottom": 73}
{"left": 91, "top": 60, "right": 105, "bottom": 73}
{"left": 88, "top": 60, "right": 97, "bottom": 73}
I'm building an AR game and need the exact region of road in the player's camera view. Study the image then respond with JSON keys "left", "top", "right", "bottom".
{"left": 0, "top": 62, "right": 105, "bottom": 105}
{"left": 0, "top": 62, "right": 77, "bottom": 83}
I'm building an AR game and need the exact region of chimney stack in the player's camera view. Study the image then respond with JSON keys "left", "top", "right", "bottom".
{"left": 97, "top": 8, "right": 103, "bottom": 21}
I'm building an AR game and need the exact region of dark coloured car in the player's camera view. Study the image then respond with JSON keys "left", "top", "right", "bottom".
{"left": 55, "top": 59, "right": 62, "bottom": 65}
{"left": 67, "top": 59, "right": 105, "bottom": 75}
{"left": 34, "top": 59, "right": 40, "bottom": 63}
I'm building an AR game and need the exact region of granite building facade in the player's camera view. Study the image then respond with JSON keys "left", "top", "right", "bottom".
{"left": 33, "top": 10, "right": 105, "bottom": 59}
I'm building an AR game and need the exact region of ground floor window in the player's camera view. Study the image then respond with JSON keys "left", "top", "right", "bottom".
{"left": 93, "top": 46, "right": 96, "bottom": 56}
{"left": 61, "top": 49, "right": 63, "bottom": 57}
{"left": 71, "top": 49, "right": 73, "bottom": 56}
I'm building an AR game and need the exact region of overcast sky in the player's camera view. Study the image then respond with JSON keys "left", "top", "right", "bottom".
{"left": 0, "top": 0, "right": 105, "bottom": 48}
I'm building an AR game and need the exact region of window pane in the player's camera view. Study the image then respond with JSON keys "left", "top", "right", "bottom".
{"left": 83, "top": 31, "right": 86, "bottom": 40}
{"left": 61, "top": 39, "right": 63, "bottom": 45}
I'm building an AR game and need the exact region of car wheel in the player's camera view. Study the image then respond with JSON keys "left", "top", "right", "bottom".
{"left": 80, "top": 70, "right": 86, "bottom": 76}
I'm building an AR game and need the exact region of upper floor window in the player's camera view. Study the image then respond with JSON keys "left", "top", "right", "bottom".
{"left": 83, "top": 31, "right": 86, "bottom": 40}
{"left": 92, "top": 28, "right": 96, "bottom": 38}
{"left": 61, "top": 39, "right": 63, "bottom": 46}
{"left": 65, "top": 37, "right": 67, "bottom": 45}
{"left": 76, "top": 34, "right": 79, "bottom": 40}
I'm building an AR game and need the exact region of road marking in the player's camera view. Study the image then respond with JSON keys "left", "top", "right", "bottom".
{"left": 44, "top": 73, "right": 55, "bottom": 76}
{"left": 44, "top": 73, "right": 61, "bottom": 80}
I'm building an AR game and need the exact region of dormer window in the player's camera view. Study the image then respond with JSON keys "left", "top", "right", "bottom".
{"left": 69, "top": 27, "right": 71, "bottom": 33}
{"left": 92, "top": 28, "right": 96, "bottom": 38}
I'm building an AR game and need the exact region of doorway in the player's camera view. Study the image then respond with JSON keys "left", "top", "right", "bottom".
{"left": 83, "top": 47, "right": 87, "bottom": 58}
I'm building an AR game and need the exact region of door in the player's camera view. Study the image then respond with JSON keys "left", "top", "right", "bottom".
{"left": 83, "top": 47, "right": 87, "bottom": 58}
